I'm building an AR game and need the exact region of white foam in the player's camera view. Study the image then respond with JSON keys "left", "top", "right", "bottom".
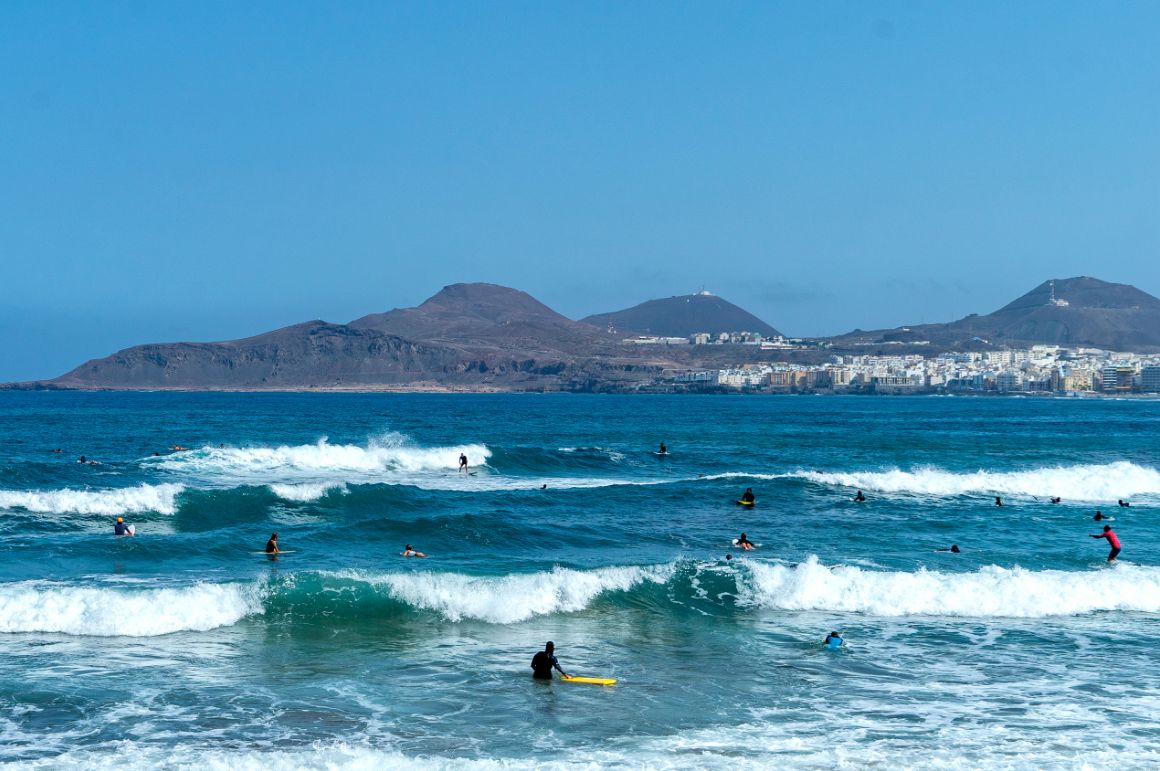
{"left": 0, "top": 483, "right": 185, "bottom": 516}
{"left": 740, "top": 557, "right": 1160, "bottom": 618}
{"left": 796, "top": 461, "right": 1160, "bottom": 502}
{"left": 148, "top": 435, "right": 491, "bottom": 484}
{"left": 331, "top": 564, "right": 676, "bottom": 623}
{"left": 268, "top": 481, "right": 347, "bottom": 502}
{"left": 0, "top": 580, "right": 263, "bottom": 636}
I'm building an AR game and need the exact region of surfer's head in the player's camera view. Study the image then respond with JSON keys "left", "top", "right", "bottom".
{"left": 1104, "top": 525, "right": 1112, "bottom": 532}
{"left": 545, "top": 641, "right": 554, "bottom": 653}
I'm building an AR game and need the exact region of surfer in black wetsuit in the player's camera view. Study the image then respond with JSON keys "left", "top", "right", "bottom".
{"left": 854, "top": 490, "right": 866, "bottom": 502}
{"left": 265, "top": 533, "right": 279, "bottom": 554}
{"left": 114, "top": 517, "right": 133, "bottom": 536}
{"left": 741, "top": 488, "right": 755, "bottom": 504}
{"left": 1094, "top": 511, "right": 1111, "bottom": 521}
{"left": 459, "top": 453, "right": 468, "bottom": 472}
{"left": 995, "top": 496, "right": 1003, "bottom": 507}
{"left": 658, "top": 442, "right": 667, "bottom": 455}
{"left": 936, "top": 544, "right": 960, "bottom": 553}
{"left": 1118, "top": 499, "right": 1131, "bottom": 508}
{"left": 736, "top": 532, "right": 754, "bottom": 551}
{"left": 531, "top": 641, "right": 570, "bottom": 680}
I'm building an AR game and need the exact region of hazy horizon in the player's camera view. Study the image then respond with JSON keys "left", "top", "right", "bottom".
{"left": 3, "top": 3, "right": 1159, "bottom": 380}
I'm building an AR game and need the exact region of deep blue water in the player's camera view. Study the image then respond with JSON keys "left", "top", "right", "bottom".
{"left": 1, "top": 392, "right": 1158, "bottom": 769}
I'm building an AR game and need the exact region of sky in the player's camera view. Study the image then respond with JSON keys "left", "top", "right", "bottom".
{"left": 2, "top": 1, "right": 1159, "bottom": 381}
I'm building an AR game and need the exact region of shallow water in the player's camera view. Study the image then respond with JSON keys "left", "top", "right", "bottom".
{"left": 1, "top": 392, "right": 1157, "bottom": 769}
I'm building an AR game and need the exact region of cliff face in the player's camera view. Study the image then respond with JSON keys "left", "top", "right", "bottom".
{"left": 828, "top": 277, "right": 1160, "bottom": 351}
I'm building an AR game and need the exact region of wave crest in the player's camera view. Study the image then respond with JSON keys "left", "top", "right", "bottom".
{"left": 0, "top": 483, "right": 185, "bottom": 516}
{"left": 797, "top": 461, "right": 1160, "bottom": 501}
{"left": 0, "top": 580, "right": 264, "bottom": 636}
{"left": 742, "top": 557, "right": 1160, "bottom": 617}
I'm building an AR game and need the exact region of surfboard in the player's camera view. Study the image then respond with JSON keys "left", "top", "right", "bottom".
{"left": 252, "top": 550, "right": 297, "bottom": 555}
{"left": 653, "top": 451, "right": 669, "bottom": 456}
{"left": 735, "top": 499, "right": 754, "bottom": 507}
{"left": 561, "top": 676, "right": 617, "bottom": 685}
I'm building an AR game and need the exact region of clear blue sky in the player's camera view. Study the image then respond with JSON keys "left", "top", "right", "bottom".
{"left": 2, "top": 1, "right": 1159, "bottom": 380}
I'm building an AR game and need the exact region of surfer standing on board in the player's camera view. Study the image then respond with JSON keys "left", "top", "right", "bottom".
{"left": 1090, "top": 525, "right": 1121, "bottom": 562}
{"left": 531, "top": 641, "right": 570, "bottom": 680}
{"left": 459, "top": 453, "right": 468, "bottom": 472}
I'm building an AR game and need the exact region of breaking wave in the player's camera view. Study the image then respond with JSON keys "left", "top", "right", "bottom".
{"left": 0, "top": 483, "right": 185, "bottom": 516}
{"left": 267, "top": 481, "right": 348, "bottom": 502}
{"left": 147, "top": 434, "right": 492, "bottom": 480}
{"left": 741, "top": 557, "right": 1160, "bottom": 617}
{"left": 7, "top": 558, "right": 1155, "bottom": 639}
{"left": 0, "top": 580, "right": 264, "bottom": 636}
{"left": 795, "top": 461, "right": 1160, "bottom": 501}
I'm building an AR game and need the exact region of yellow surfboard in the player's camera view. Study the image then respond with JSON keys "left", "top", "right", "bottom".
{"left": 561, "top": 676, "right": 617, "bottom": 686}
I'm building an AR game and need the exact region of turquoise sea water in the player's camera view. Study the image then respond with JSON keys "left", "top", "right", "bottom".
{"left": 1, "top": 392, "right": 1158, "bottom": 769}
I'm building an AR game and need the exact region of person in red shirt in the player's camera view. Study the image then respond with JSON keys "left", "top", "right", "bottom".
{"left": 1090, "top": 525, "right": 1121, "bottom": 562}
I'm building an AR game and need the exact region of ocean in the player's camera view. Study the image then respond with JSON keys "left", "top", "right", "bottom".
{"left": 1, "top": 391, "right": 1158, "bottom": 770}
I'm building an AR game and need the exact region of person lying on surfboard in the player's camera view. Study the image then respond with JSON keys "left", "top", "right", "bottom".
{"left": 736, "top": 532, "right": 755, "bottom": 551}
{"left": 401, "top": 544, "right": 427, "bottom": 558}
{"left": 531, "top": 641, "right": 570, "bottom": 680}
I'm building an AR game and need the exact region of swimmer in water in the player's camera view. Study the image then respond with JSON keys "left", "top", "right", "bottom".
{"left": 401, "top": 544, "right": 427, "bottom": 558}
{"left": 853, "top": 490, "right": 866, "bottom": 502}
{"left": 936, "top": 544, "right": 961, "bottom": 553}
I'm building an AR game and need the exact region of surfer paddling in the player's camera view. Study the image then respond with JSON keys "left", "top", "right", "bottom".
{"left": 401, "top": 544, "right": 427, "bottom": 558}
{"left": 736, "top": 532, "right": 755, "bottom": 551}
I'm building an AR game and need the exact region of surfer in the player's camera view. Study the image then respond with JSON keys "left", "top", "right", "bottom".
{"left": 265, "top": 533, "right": 279, "bottom": 554}
{"left": 740, "top": 488, "right": 755, "bottom": 504}
{"left": 1118, "top": 499, "right": 1131, "bottom": 508}
{"left": 658, "top": 442, "right": 667, "bottom": 455}
{"left": 1094, "top": 511, "right": 1112, "bottom": 521}
{"left": 824, "top": 631, "right": 843, "bottom": 649}
{"left": 401, "top": 544, "right": 427, "bottom": 558}
{"left": 114, "top": 517, "right": 133, "bottom": 536}
{"left": 1090, "top": 525, "right": 1121, "bottom": 562}
{"left": 995, "top": 496, "right": 1003, "bottom": 507}
{"left": 171, "top": 444, "right": 189, "bottom": 451}
{"left": 853, "top": 490, "right": 866, "bottom": 502}
{"left": 1050, "top": 497, "right": 1062, "bottom": 504}
{"left": 78, "top": 455, "right": 87, "bottom": 464}
{"left": 459, "top": 453, "right": 468, "bottom": 472}
{"left": 736, "top": 532, "right": 755, "bottom": 551}
{"left": 936, "top": 544, "right": 961, "bottom": 553}
{"left": 531, "top": 641, "right": 570, "bottom": 680}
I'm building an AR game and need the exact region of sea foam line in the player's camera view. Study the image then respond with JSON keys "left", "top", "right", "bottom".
{"left": 741, "top": 557, "right": 1160, "bottom": 618}
{"left": 0, "top": 580, "right": 264, "bottom": 637}
{"left": 792, "top": 461, "right": 1160, "bottom": 502}
{"left": 0, "top": 483, "right": 185, "bottom": 516}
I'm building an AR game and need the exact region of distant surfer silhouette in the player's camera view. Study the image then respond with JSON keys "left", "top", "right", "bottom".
{"left": 854, "top": 490, "right": 866, "bottom": 502}
{"left": 995, "top": 496, "right": 1003, "bottom": 507}
{"left": 658, "top": 442, "right": 667, "bottom": 455}
{"left": 459, "top": 453, "right": 468, "bottom": 472}
{"left": 936, "top": 544, "right": 960, "bottom": 553}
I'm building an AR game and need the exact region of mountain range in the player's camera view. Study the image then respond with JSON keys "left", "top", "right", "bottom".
{"left": 19, "top": 276, "right": 1160, "bottom": 392}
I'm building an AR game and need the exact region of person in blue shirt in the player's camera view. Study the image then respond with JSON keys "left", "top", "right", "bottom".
{"left": 824, "top": 631, "right": 843, "bottom": 649}
{"left": 114, "top": 517, "right": 133, "bottom": 536}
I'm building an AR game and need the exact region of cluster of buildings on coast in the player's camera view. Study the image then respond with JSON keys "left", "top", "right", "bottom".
{"left": 666, "top": 345, "right": 1160, "bottom": 395}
